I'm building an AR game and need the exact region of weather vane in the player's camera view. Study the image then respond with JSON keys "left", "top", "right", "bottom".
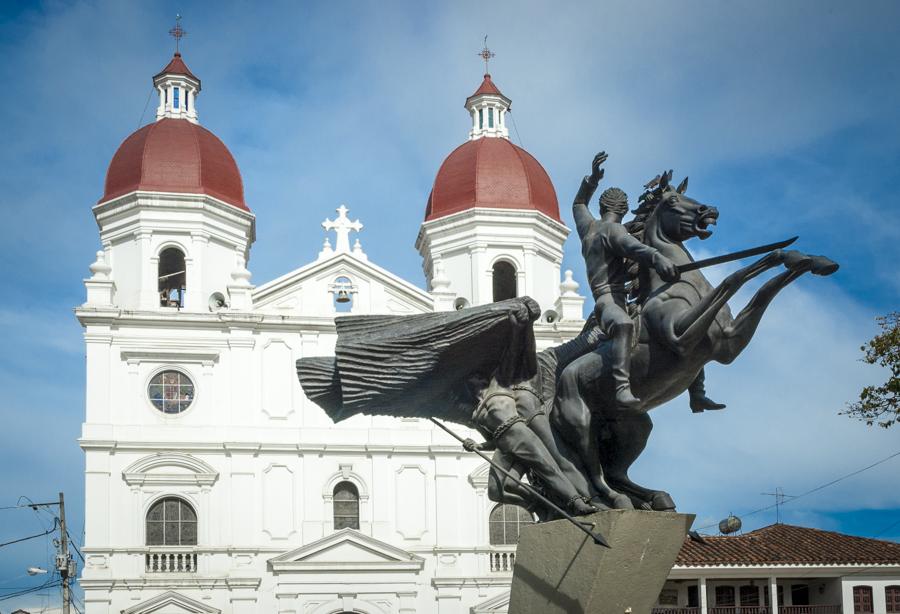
{"left": 478, "top": 35, "right": 495, "bottom": 74}
{"left": 169, "top": 14, "right": 186, "bottom": 53}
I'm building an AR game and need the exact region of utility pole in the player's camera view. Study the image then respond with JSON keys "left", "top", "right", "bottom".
{"left": 56, "top": 491, "right": 73, "bottom": 614}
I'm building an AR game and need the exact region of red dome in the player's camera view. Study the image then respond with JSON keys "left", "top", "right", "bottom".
{"left": 101, "top": 118, "right": 247, "bottom": 211}
{"left": 425, "top": 137, "right": 560, "bottom": 222}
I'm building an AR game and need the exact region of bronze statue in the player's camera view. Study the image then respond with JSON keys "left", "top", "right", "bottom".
{"left": 553, "top": 154, "right": 838, "bottom": 511}
{"left": 296, "top": 149, "right": 839, "bottom": 519}
{"left": 573, "top": 152, "right": 679, "bottom": 409}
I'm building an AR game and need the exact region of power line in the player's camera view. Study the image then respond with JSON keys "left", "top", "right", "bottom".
{"left": 66, "top": 529, "right": 85, "bottom": 563}
{"left": 0, "top": 578, "right": 62, "bottom": 602}
{"left": 698, "top": 449, "right": 900, "bottom": 531}
{"left": 0, "top": 520, "right": 59, "bottom": 548}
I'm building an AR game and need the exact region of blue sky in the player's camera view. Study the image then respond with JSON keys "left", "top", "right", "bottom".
{"left": 1, "top": 0, "right": 899, "bottom": 608}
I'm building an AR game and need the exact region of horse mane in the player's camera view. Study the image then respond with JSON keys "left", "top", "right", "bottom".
{"left": 623, "top": 170, "right": 686, "bottom": 302}
{"left": 624, "top": 170, "right": 676, "bottom": 243}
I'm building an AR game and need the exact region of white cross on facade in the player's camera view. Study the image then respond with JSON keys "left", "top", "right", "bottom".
{"left": 322, "top": 205, "right": 363, "bottom": 254}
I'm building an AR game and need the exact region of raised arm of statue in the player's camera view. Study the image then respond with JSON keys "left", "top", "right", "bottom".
{"left": 573, "top": 151, "right": 608, "bottom": 240}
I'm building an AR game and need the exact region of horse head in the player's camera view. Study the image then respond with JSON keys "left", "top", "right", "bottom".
{"left": 638, "top": 170, "right": 719, "bottom": 248}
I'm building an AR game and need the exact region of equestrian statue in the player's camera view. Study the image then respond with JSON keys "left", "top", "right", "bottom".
{"left": 295, "top": 148, "right": 839, "bottom": 525}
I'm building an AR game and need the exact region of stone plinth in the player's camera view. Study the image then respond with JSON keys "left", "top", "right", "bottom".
{"left": 508, "top": 509, "right": 694, "bottom": 614}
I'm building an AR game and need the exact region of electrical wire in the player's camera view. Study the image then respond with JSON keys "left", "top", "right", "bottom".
{"left": 66, "top": 528, "right": 85, "bottom": 563}
{"left": 0, "top": 519, "right": 59, "bottom": 548}
{"left": 698, "top": 449, "right": 900, "bottom": 531}
{"left": 508, "top": 109, "right": 524, "bottom": 148}
{"left": 137, "top": 86, "right": 155, "bottom": 128}
{"left": 0, "top": 578, "right": 62, "bottom": 602}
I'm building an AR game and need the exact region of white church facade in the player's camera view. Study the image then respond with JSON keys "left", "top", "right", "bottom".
{"left": 76, "top": 50, "right": 588, "bottom": 614}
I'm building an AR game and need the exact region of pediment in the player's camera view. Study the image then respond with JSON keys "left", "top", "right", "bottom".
{"left": 252, "top": 253, "right": 432, "bottom": 316}
{"left": 473, "top": 591, "right": 511, "bottom": 613}
{"left": 468, "top": 462, "right": 491, "bottom": 488}
{"left": 269, "top": 528, "right": 424, "bottom": 573}
{"left": 123, "top": 453, "right": 219, "bottom": 487}
{"left": 122, "top": 590, "right": 220, "bottom": 614}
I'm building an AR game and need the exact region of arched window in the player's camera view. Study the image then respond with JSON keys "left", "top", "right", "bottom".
{"left": 853, "top": 586, "right": 874, "bottom": 613}
{"left": 333, "top": 481, "right": 359, "bottom": 530}
{"left": 492, "top": 261, "right": 517, "bottom": 302}
{"left": 146, "top": 497, "right": 197, "bottom": 546}
{"left": 885, "top": 586, "right": 900, "bottom": 613}
{"left": 158, "top": 247, "right": 186, "bottom": 308}
{"left": 488, "top": 503, "right": 533, "bottom": 545}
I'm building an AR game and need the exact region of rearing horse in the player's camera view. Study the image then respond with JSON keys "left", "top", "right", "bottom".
{"left": 551, "top": 172, "right": 838, "bottom": 511}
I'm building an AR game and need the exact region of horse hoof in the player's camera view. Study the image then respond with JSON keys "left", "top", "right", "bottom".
{"left": 611, "top": 493, "right": 634, "bottom": 510}
{"left": 651, "top": 492, "right": 677, "bottom": 511}
{"left": 783, "top": 250, "right": 812, "bottom": 272}
{"left": 809, "top": 255, "right": 839, "bottom": 276}
{"left": 589, "top": 496, "right": 611, "bottom": 511}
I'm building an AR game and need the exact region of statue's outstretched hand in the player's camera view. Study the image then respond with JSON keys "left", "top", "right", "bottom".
{"left": 589, "top": 151, "right": 608, "bottom": 185}
{"left": 463, "top": 438, "right": 478, "bottom": 452}
{"left": 654, "top": 254, "right": 680, "bottom": 283}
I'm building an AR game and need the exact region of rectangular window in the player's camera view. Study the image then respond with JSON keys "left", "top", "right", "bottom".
{"left": 887, "top": 586, "right": 900, "bottom": 613}
{"left": 173, "top": 87, "right": 180, "bottom": 109}
{"left": 740, "top": 585, "right": 760, "bottom": 606}
{"left": 854, "top": 586, "right": 874, "bottom": 613}
{"left": 488, "top": 107, "right": 494, "bottom": 128}
{"left": 478, "top": 109, "right": 483, "bottom": 129}
{"left": 791, "top": 585, "right": 810, "bottom": 606}
{"left": 715, "top": 586, "right": 735, "bottom": 606}
{"left": 185, "top": 91, "right": 189, "bottom": 111}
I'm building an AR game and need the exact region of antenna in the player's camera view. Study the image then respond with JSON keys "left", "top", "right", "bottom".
{"left": 761, "top": 486, "right": 796, "bottom": 524}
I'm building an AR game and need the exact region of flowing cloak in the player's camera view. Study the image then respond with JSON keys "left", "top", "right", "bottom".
{"left": 296, "top": 297, "right": 541, "bottom": 424}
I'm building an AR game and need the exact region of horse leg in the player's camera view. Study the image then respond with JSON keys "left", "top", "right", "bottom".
{"left": 527, "top": 412, "right": 595, "bottom": 500}
{"left": 668, "top": 250, "right": 787, "bottom": 354}
{"left": 714, "top": 267, "right": 810, "bottom": 364}
{"left": 486, "top": 453, "right": 536, "bottom": 507}
{"left": 602, "top": 413, "right": 676, "bottom": 511}
{"left": 553, "top": 359, "right": 632, "bottom": 509}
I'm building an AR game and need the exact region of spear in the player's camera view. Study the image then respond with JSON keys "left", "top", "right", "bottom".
{"left": 429, "top": 417, "right": 610, "bottom": 547}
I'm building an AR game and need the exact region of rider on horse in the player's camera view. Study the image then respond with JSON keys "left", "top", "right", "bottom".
{"left": 573, "top": 152, "right": 726, "bottom": 412}
{"left": 573, "top": 151, "right": 680, "bottom": 409}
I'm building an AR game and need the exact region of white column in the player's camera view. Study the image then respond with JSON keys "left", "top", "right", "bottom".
{"left": 137, "top": 231, "right": 156, "bottom": 309}
{"left": 187, "top": 232, "right": 207, "bottom": 311}
{"left": 769, "top": 577, "right": 779, "bottom": 612}
{"left": 156, "top": 86, "right": 165, "bottom": 119}
{"left": 699, "top": 576, "right": 708, "bottom": 614}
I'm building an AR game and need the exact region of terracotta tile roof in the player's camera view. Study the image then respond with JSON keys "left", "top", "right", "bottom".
{"left": 425, "top": 136, "right": 560, "bottom": 222}
{"left": 472, "top": 73, "right": 502, "bottom": 97}
{"left": 677, "top": 524, "right": 900, "bottom": 567}
{"left": 154, "top": 52, "right": 199, "bottom": 83}
{"left": 101, "top": 118, "right": 247, "bottom": 210}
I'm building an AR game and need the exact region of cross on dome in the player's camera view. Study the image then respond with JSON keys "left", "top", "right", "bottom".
{"left": 465, "top": 40, "right": 510, "bottom": 141}
{"left": 154, "top": 16, "right": 200, "bottom": 123}
{"left": 169, "top": 15, "right": 187, "bottom": 53}
{"left": 322, "top": 205, "right": 363, "bottom": 254}
{"left": 477, "top": 36, "right": 495, "bottom": 73}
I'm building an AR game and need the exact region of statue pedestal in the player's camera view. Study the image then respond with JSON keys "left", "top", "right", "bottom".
{"left": 509, "top": 509, "right": 694, "bottom": 614}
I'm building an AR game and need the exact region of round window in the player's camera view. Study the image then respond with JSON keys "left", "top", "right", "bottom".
{"left": 148, "top": 370, "right": 195, "bottom": 414}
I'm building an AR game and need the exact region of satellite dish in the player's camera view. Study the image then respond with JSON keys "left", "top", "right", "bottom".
{"left": 719, "top": 514, "right": 742, "bottom": 534}
{"left": 208, "top": 292, "right": 228, "bottom": 312}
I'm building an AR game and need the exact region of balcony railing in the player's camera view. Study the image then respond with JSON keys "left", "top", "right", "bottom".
{"left": 145, "top": 551, "right": 197, "bottom": 573}
{"left": 489, "top": 551, "right": 516, "bottom": 572}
